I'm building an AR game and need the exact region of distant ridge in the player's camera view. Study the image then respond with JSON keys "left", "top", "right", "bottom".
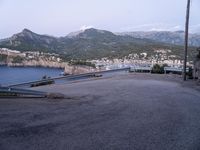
{"left": 117, "top": 31, "right": 200, "bottom": 47}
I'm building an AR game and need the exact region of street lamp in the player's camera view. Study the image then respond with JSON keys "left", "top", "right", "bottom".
{"left": 183, "top": 0, "right": 191, "bottom": 81}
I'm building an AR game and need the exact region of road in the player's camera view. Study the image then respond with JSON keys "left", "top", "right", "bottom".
{"left": 0, "top": 74, "right": 200, "bottom": 150}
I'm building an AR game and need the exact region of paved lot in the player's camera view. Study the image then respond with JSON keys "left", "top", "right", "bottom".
{"left": 1, "top": 74, "right": 200, "bottom": 150}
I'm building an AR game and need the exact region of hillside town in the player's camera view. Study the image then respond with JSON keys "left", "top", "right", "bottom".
{"left": 0, "top": 47, "right": 192, "bottom": 69}
{"left": 1, "top": 47, "right": 200, "bottom": 80}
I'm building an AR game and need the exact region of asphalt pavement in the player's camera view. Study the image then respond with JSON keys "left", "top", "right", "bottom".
{"left": 1, "top": 74, "right": 200, "bottom": 150}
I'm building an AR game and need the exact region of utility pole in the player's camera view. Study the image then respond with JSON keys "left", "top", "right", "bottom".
{"left": 183, "top": 0, "right": 191, "bottom": 81}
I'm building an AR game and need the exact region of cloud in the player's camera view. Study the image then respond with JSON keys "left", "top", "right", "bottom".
{"left": 149, "top": 25, "right": 183, "bottom": 32}
{"left": 121, "top": 23, "right": 200, "bottom": 33}
{"left": 120, "top": 23, "right": 184, "bottom": 32}
{"left": 80, "top": 25, "right": 94, "bottom": 31}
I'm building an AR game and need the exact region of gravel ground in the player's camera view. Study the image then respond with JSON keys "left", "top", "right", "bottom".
{"left": 1, "top": 73, "right": 200, "bottom": 150}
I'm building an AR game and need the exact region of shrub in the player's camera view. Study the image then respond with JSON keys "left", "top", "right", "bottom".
{"left": 12, "top": 56, "right": 23, "bottom": 63}
{"left": 0, "top": 54, "right": 7, "bottom": 62}
{"left": 187, "top": 67, "right": 193, "bottom": 79}
{"left": 152, "top": 64, "right": 167, "bottom": 74}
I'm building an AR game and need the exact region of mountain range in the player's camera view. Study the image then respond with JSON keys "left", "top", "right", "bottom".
{"left": 117, "top": 31, "right": 200, "bottom": 47}
{"left": 0, "top": 28, "right": 199, "bottom": 60}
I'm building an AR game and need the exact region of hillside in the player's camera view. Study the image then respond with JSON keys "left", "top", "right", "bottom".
{"left": 0, "top": 28, "right": 198, "bottom": 61}
{"left": 0, "top": 29, "right": 60, "bottom": 52}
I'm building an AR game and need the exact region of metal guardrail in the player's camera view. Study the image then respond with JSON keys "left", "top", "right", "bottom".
{"left": 0, "top": 67, "right": 130, "bottom": 98}
{"left": 7, "top": 79, "right": 56, "bottom": 88}
{"left": 130, "top": 66, "right": 152, "bottom": 72}
{"left": 129, "top": 66, "right": 190, "bottom": 73}
{"left": 0, "top": 87, "right": 47, "bottom": 97}
{"left": 3, "top": 67, "right": 191, "bottom": 88}
{"left": 164, "top": 67, "right": 189, "bottom": 73}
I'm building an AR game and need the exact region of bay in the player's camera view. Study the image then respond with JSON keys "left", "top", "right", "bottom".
{"left": 0, "top": 66, "right": 63, "bottom": 86}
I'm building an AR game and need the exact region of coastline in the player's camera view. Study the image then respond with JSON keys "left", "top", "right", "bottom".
{"left": 0, "top": 61, "right": 67, "bottom": 69}
{"left": 0, "top": 64, "right": 64, "bottom": 69}
{"left": 0, "top": 61, "right": 98, "bottom": 75}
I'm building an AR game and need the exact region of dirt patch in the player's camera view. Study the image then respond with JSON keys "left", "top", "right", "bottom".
{"left": 45, "top": 93, "right": 65, "bottom": 99}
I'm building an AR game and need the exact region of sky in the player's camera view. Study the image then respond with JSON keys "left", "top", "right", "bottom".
{"left": 0, "top": 0, "right": 199, "bottom": 38}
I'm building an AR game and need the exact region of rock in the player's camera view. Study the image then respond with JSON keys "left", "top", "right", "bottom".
{"left": 64, "top": 65, "right": 96, "bottom": 75}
